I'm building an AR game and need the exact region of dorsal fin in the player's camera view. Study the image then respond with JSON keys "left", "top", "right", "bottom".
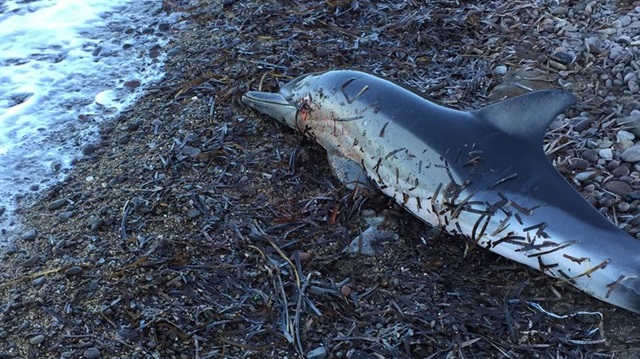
{"left": 473, "top": 90, "right": 576, "bottom": 143}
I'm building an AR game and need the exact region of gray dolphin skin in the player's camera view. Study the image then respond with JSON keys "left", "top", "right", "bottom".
{"left": 242, "top": 70, "right": 640, "bottom": 314}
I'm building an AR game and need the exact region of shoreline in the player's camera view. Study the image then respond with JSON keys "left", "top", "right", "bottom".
{"left": 2, "top": 1, "right": 639, "bottom": 358}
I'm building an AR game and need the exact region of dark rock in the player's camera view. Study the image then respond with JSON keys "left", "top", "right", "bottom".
{"left": 582, "top": 149, "right": 598, "bottom": 163}
{"left": 604, "top": 180, "right": 632, "bottom": 196}
{"left": 571, "top": 157, "right": 590, "bottom": 170}
{"left": 58, "top": 211, "right": 74, "bottom": 221}
{"left": 48, "top": 198, "right": 68, "bottom": 210}
{"left": 612, "top": 166, "right": 630, "bottom": 177}
{"left": 574, "top": 117, "right": 593, "bottom": 132}
{"left": 82, "top": 144, "right": 97, "bottom": 155}
{"left": 65, "top": 266, "right": 83, "bottom": 275}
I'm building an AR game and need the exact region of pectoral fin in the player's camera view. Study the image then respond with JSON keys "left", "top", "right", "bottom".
{"left": 327, "top": 151, "right": 372, "bottom": 191}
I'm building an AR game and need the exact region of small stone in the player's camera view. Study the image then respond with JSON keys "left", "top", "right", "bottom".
{"left": 575, "top": 171, "right": 597, "bottom": 182}
{"left": 181, "top": 146, "right": 201, "bottom": 158}
{"left": 32, "top": 277, "right": 46, "bottom": 286}
{"left": 307, "top": 346, "right": 328, "bottom": 359}
{"left": 58, "top": 211, "right": 74, "bottom": 221}
{"left": 186, "top": 209, "right": 200, "bottom": 219}
{"left": 89, "top": 218, "right": 105, "bottom": 232}
{"left": 617, "top": 115, "right": 640, "bottom": 137}
{"left": 48, "top": 198, "right": 68, "bottom": 210}
{"left": 612, "top": 166, "right": 630, "bottom": 177}
{"left": 551, "top": 6, "right": 567, "bottom": 15}
{"left": 629, "top": 80, "right": 639, "bottom": 94}
{"left": 551, "top": 51, "right": 575, "bottom": 65}
{"left": 82, "top": 144, "right": 96, "bottom": 155}
{"left": 21, "top": 229, "right": 37, "bottom": 240}
{"left": 617, "top": 35, "right": 632, "bottom": 44}
{"left": 618, "top": 202, "right": 631, "bottom": 212}
{"left": 65, "top": 266, "right": 83, "bottom": 275}
{"left": 84, "top": 347, "right": 101, "bottom": 359}
{"left": 599, "top": 197, "right": 614, "bottom": 208}
{"left": 584, "top": 36, "right": 604, "bottom": 54}
{"left": 493, "top": 65, "right": 507, "bottom": 75}
{"left": 617, "top": 130, "right": 635, "bottom": 142}
{"left": 571, "top": 158, "right": 590, "bottom": 170}
{"left": 582, "top": 149, "right": 598, "bottom": 163}
{"left": 29, "top": 334, "right": 45, "bottom": 345}
{"left": 574, "top": 117, "right": 593, "bottom": 132}
{"left": 621, "top": 146, "right": 640, "bottom": 162}
{"left": 624, "top": 72, "right": 638, "bottom": 84}
{"left": 607, "top": 160, "right": 620, "bottom": 171}
{"left": 604, "top": 181, "right": 632, "bottom": 196}
{"left": 598, "top": 148, "right": 613, "bottom": 161}
{"left": 619, "top": 140, "right": 634, "bottom": 150}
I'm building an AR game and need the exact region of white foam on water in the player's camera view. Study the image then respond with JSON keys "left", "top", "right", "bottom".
{"left": 0, "top": 0, "right": 179, "bottom": 242}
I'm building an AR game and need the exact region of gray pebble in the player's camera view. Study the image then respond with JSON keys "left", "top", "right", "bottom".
{"left": 84, "top": 347, "right": 101, "bottom": 359}
{"left": 618, "top": 202, "right": 631, "bottom": 212}
{"left": 186, "top": 209, "right": 200, "bottom": 219}
{"left": 572, "top": 158, "right": 590, "bottom": 170}
{"left": 21, "top": 229, "right": 37, "bottom": 240}
{"left": 82, "top": 144, "right": 97, "bottom": 155}
{"left": 619, "top": 175, "right": 634, "bottom": 184}
{"left": 607, "top": 160, "right": 620, "bottom": 171}
{"left": 58, "top": 211, "right": 74, "bottom": 221}
{"left": 493, "top": 65, "right": 508, "bottom": 75}
{"left": 32, "top": 276, "right": 46, "bottom": 286}
{"left": 181, "top": 146, "right": 201, "bottom": 158}
{"left": 612, "top": 166, "right": 630, "bottom": 177}
{"left": 599, "top": 197, "right": 614, "bottom": 208}
{"left": 617, "top": 34, "right": 632, "bottom": 44}
{"left": 307, "top": 346, "right": 328, "bottom": 359}
{"left": 48, "top": 198, "right": 68, "bottom": 210}
{"left": 617, "top": 130, "right": 635, "bottom": 142}
{"left": 617, "top": 115, "right": 640, "bottom": 137}
{"left": 551, "top": 6, "right": 568, "bottom": 15}
{"left": 574, "top": 117, "right": 593, "bottom": 132}
{"left": 582, "top": 149, "right": 599, "bottom": 163}
{"left": 604, "top": 180, "right": 632, "bottom": 196}
{"left": 65, "top": 266, "right": 83, "bottom": 275}
{"left": 599, "top": 148, "right": 613, "bottom": 160}
{"left": 621, "top": 145, "right": 640, "bottom": 162}
{"left": 629, "top": 80, "right": 639, "bottom": 93}
{"left": 29, "top": 334, "right": 45, "bottom": 345}
{"left": 624, "top": 72, "right": 638, "bottom": 84}
{"left": 89, "top": 218, "right": 105, "bottom": 232}
{"left": 17, "top": 321, "right": 29, "bottom": 332}
{"left": 575, "top": 171, "right": 597, "bottom": 182}
{"left": 585, "top": 36, "right": 604, "bottom": 54}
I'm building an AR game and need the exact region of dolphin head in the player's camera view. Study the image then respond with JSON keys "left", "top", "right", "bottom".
{"left": 242, "top": 74, "right": 311, "bottom": 129}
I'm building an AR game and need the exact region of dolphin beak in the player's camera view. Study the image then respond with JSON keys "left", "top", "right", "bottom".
{"left": 242, "top": 91, "right": 298, "bottom": 128}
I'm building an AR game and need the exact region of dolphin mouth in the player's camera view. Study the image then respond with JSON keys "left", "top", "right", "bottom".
{"left": 241, "top": 91, "right": 298, "bottom": 128}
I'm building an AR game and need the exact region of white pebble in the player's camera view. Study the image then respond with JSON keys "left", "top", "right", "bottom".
{"left": 617, "top": 130, "right": 636, "bottom": 142}
{"left": 599, "top": 148, "right": 613, "bottom": 161}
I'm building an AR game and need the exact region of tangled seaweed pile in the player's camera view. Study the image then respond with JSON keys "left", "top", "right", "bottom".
{"left": 1, "top": 0, "right": 639, "bottom": 358}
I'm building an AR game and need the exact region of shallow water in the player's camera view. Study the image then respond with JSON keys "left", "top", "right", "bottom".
{"left": 0, "top": 0, "right": 178, "bottom": 241}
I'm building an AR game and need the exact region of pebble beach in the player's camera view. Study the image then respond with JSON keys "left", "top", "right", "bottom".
{"left": 1, "top": 0, "right": 639, "bottom": 358}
